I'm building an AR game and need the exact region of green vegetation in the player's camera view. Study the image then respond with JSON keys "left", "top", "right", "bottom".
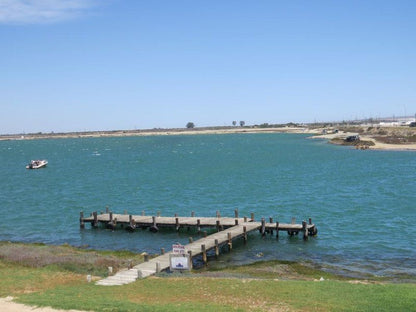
{"left": 1, "top": 242, "right": 415, "bottom": 311}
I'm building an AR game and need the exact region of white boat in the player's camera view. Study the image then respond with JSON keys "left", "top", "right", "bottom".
{"left": 26, "top": 160, "right": 48, "bottom": 169}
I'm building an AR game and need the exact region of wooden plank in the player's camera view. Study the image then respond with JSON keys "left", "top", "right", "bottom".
{"left": 92, "top": 215, "right": 317, "bottom": 284}
{"left": 82, "top": 213, "right": 316, "bottom": 237}
{"left": 131, "top": 223, "right": 260, "bottom": 278}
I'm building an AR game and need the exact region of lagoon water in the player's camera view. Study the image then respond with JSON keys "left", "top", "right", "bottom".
{"left": 1, "top": 133, "right": 415, "bottom": 278}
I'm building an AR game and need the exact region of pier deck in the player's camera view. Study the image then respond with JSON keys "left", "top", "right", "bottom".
{"left": 81, "top": 211, "right": 316, "bottom": 234}
{"left": 80, "top": 210, "right": 317, "bottom": 286}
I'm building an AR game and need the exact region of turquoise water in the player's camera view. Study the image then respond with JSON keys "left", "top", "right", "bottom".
{"left": 1, "top": 133, "right": 415, "bottom": 278}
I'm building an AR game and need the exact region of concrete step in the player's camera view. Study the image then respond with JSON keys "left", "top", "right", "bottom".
{"left": 95, "top": 269, "right": 139, "bottom": 286}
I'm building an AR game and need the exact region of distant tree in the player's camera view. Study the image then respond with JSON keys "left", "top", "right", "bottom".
{"left": 232, "top": 121, "right": 237, "bottom": 126}
{"left": 186, "top": 122, "right": 195, "bottom": 129}
{"left": 239, "top": 121, "right": 245, "bottom": 127}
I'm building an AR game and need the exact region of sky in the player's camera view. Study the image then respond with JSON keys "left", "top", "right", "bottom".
{"left": 1, "top": 0, "right": 415, "bottom": 134}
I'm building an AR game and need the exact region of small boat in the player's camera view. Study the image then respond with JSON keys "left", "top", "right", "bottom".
{"left": 26, "top": 160, "right": 48, "bottom": 169}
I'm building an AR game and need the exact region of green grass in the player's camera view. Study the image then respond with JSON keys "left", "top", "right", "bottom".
{"left": 1, "top": 243, "right": 415, "bottom": 311}
{"left": 11, "top": 275, "right": 416, "bottom": 312}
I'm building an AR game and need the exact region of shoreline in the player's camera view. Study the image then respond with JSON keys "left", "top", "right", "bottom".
{"left": 2, "top": 125, "right": 416, "bottom": 151}
{"left": 0, "top": 126, "right": 316, "bottom": 141}
{"left": 1, "top": 240, "right": 414, "bottom": 282}
{"left": 310, "top": 130, "right": 416, "bottom": 151}
{"left": 1, "top": 240, "right": 414, "bottom": 311}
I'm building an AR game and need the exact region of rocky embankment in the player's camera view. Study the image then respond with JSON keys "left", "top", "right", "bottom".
{"left": 311, "top": 126, "right": 416, "bottom": 151}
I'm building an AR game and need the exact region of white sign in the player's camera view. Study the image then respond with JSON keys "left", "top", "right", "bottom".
{"left": 170, "top": 254, "right": 191, "bottom": 271}
{"left": 172, "top": 243, "right": 185, "bottom": 254}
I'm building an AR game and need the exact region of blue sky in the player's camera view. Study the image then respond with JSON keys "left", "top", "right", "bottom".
{"left": 1, "top": 0, "right": 415, "bottom": 134}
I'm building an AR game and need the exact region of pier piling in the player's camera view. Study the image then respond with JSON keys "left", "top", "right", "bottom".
{"left": 80, "top": 212, "right": 84, "bottom": 229}
{"left": 83, "top": 211, "right": 318, "bottom": 284}
{"left": 302, "top": 221, "right": 308, "bottom": 240}
{"left": 276, "top": 221, "right": 279, "bottom": 239}
{"left": 93, "top": 211, "right": 98, "bottom": 227}
{"left": 201, "top": 244, "right": 207, "bottom": 264}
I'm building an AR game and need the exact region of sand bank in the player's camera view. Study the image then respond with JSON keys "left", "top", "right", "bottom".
{"left": 310, "top": 131, "right": 416, "bottom": 151}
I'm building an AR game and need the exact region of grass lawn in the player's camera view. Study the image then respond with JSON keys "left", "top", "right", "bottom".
{"left": 0, "top": 242, "right": 415, "bottom": 312}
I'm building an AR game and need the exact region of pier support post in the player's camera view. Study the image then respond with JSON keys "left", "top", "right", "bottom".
{"left": 197, "top": 219, "right": 201, "bottom": 233}
{"left": 189, "top": 237, "right": 193, "bottom": 243}
{"left": 302, "top": 221, "right": 308, "bottom": 240}
{"left": 251, "top": 213, "right": 255, "bottom": 221}
{"left": 144, "top": 253, "right": 149, "bottom": 262}
{"left": 244, "top": 216, "right": 247, "bottom": 222}
{"left": 269, "top": 217, "right": 273, "bottom": 235}
{"left": 261, "top": 218, "right": 266, "bottom": 237}
{"left": 150, "top": 216, "right": 159, "bottom": 232}
{"left": 191, "top": 211, "right": 195, "bottom": 217}
{"left": 93, "top": 211, "right": 98, "bottom": 227}
{"left": 188, "top": 250, "right": 193, "bottom": 269}
{"left": 215, "top": 239, "right": 219, "bottom": 257}
{"left": 234, "top": 209, "right": 239, "bottom": 218}
{"left": 216, "top": 210, "right": 221, "bottom": 218}
{"left": 309, "top": 218, "right": 312, "bottom": 225}
{"left": 127, "top": 214, "right": 136, "bottom": 232}
{"left": 106, "top": 206, "right": 109, "bottom": 213}
{"left": 157, "top": 211, "right": 161, "bottom": 217}
{"left": 141, "top": 210, "right": 145, "bottom": 216}
{"left": 227, "top": 232, "right": 232, "bottom": 251}
{"left": 203, "top": 231, "right": 207, "bottom": 237}
{"left": 161, "top": 248, "right": 165, "bottom": 255}
{"left": 216, "top": 220, "right": 220, "bottom": 232}
{"left": 235, "top": 219, "right": 238, "bottom": 225}
{"left": 243, "top": 226, "right": 247, "bottom": 244}
{"left": 276, "top": 221, "right": 279, "bottom": 239}
{"left": 79, "top": 212, "right": 85, "bottom": 229}
{"left": 175, "top": 217, "right": 179, "bottom": 231}
{"left": 106, "top": 212, "right": 115, "bottom": 230}
{"left": 156, "top": 262, "right": 161, "bottom": 273}
{"left": 201, "top": 244, "right": 207, "bottom": 265}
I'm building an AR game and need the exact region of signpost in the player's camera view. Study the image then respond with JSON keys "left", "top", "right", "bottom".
{"left": 170, "top": 243, "right": 191, "bottom": 271}
{"left": 172, "top": 243, "right": 185, "bottom": 255}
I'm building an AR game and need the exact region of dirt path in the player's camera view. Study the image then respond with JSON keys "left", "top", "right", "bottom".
{"left": 0, "top": 297, "right": 86, "bottom": 312}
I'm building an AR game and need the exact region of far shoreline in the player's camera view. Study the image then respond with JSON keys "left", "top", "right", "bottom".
{"left": 1, "top": 125, "right": 416, "bottom": 151}
{"left": 0, "top": 126, "right": 317, "bottom": 141}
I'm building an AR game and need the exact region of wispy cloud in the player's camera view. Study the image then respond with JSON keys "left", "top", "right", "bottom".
{"left": 0, "top": 0, "right": 99, "bottom": 24}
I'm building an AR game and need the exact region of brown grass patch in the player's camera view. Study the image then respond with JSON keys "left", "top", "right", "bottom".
{"left": 0, "top": 242, "right": 143, "bottom": 276}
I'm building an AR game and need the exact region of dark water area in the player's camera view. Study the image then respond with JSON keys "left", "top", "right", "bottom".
{"left": 1, "top": 133, "right": 415, "bottom": 278}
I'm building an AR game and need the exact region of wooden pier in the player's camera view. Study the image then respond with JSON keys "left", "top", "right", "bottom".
{"left": 80, "top": 210, "right": 317, "bottom": 286}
